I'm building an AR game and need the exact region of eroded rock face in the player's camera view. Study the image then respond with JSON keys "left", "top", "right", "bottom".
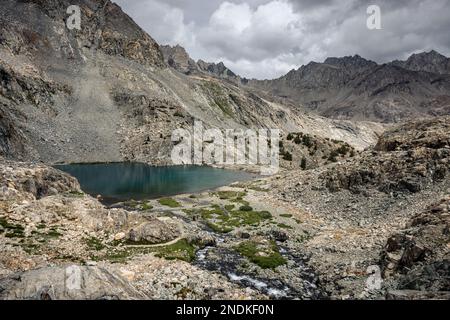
{"left": 0, "top": 105, "right": 36, "bottom": 160}
{"left": 321, "top": 117, "right": 450, "bottom": 194}
{"left": 160, "top": 45, "right": 198, "bottom": 74}
{"left": 0, "top": 160, "right": 81, "bottom": 200}
{"left": 0, "top": 265, "right": 147, "bottom": 300}
{"left": 1, "top": 0, "right": 165, "bottom": 68}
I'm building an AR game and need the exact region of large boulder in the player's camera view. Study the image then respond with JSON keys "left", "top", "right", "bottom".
{"left": 0, "top": 160, "right": 81, "bottom": 200}
{"left": 0, "top": 265, "right": 147, "bottom": 300}
{"left": 127, "top": 219, "right": 180, "bottom": 245}
{"left": 381, "top": 195, "right": 450, "bottom": 296}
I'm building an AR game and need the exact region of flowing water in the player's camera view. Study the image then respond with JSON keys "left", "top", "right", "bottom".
{"left": 193, "top": 235, "right": 321, "bottom": 299}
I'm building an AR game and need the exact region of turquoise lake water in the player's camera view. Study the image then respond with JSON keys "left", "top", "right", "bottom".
{"left": 55, "top": 163, "right": 254, "bottom": 204}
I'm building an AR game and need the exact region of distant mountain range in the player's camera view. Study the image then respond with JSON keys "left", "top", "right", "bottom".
{"left": 162, "top": 46, "right": 450, "bottom": 123}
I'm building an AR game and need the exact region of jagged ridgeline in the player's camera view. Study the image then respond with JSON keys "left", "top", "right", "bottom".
{"left": 247, "top": 52, "right": 450, "bottom": 123}
{"left": 0, "top": 0, "right": 383, "bottom": 165}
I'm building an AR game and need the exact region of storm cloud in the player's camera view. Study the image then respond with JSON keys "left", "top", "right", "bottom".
{"left": 113, "top": 0, "right": 450, "bottom": 79}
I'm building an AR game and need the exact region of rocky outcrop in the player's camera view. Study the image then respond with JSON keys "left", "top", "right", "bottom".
{"left": 262, "top": 116, "right": 450, "bottom": 299}
{"left": 127, "top": 219, "right": 181, "bottom": 245}
{"left": 196, "top": 60, "right": 238, "bottom": 79}
{"left": 381, "top": 195, "right": 450, "bottom": 298}
{"left": 161, "top": 44, "right": 238, "bottom": 80}
{"left": 1, "top": 0, "right": 165, "bottom": 68}
{"left": 321, "top": 117, "right": 450, "bottom": 194}
{"left": 0, "top": 105, "right": 35, "bottom": 160}
{"left": 0, "top": 160, "right": 81, "bottom": 200}
{"left": 160, "top": 45, "right": 198, "bottom": 74}
{"left": 0, "top": 265, "right": 147, "bottom": 300}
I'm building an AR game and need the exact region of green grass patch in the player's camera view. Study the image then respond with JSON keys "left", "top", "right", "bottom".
{"left": 201, "top": 81, "right": 234, "bottom": 117}
{"left": 215, "top": 191, "right": 246, "bottom": 200}
{"left": 20, "top": 242, "right": 41, "bottom": 255}
{"left": 103, "top": 239, "right": 198, "bottom": 263}
{"left": 141, "top": 203, "right": 153, "bottom": 210}
{"left": 224, "top": 204, "right": 235, "bottom": 211}
{"left": 1, "top": 217, "right": 25, "bottom": 238}
{"left": 235, "top": 241, "right": 286, "bottom": 269}
{"left": 277, "top": 223, "right": 293, "bottom": 230}
{"left": 185, "top": 206, "right": 272, "bottom": 233}
{"left": 85, "top": 237, "right": 106, "bottom": 251}
{"left": 158, "top": 198, "right": 181, "bottom": 208}
{"left": 154, "top": 239, "right": 196, "bottom": 262}
{"left": 67, "top": 191, "right": 85, "bottom": 198}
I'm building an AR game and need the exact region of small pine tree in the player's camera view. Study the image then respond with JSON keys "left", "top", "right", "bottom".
{"left": 300, "top": 157, "right": 307, "bottom": 170}
{"left": 328, "top": 150, "right": 339, "bottom": 162}
{"left": 283, "top": 151, "right": 293, "bottom": 161}
{"left": 302, "top": 135, "right": 313, "bottom": 148}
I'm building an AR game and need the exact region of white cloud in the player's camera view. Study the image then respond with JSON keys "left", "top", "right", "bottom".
{"left": 210, "top": 2, "right": 252, "bottom": 33}
{"left": 114, "top": 0, "right": 450, "bottom": 79}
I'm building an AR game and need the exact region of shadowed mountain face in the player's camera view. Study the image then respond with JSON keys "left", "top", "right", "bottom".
{"left": 247, "top": 52, "right": 450, "bottom": 123}
{"left": 391, "top": 50, "right": 450, "bottom": 75}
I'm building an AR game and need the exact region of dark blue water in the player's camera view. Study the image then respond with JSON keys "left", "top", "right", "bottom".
{"left": 55, "top": 163, "right": 254, "bottom": 204}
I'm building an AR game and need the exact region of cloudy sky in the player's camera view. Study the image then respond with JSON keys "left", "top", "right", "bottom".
{"left": 113, "top": 0, "right": 450, "bottom": 79}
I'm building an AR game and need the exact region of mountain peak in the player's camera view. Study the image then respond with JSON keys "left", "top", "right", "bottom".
{"left": 407, "top": 50, "right": 447, "bottom": 63}
{"left": 392, "top": 50, "right": 450, "bottom": 74}
{"left": 324, "top": 54, "right": 376, "bottom": 67}
{"left": 160, "top": 44, "right": 238, "bottom": 79}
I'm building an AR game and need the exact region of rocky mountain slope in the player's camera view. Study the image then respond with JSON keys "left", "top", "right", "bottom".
{"left": 0, "top": 0, "right": 383, "bottom": 165}
{"left": 262, "top": 116, "right": 450, "bottom": 298}
{"left": 248, "top": 52, "right": 450, "bottom": 123}
{"left": 391, "top": 50, "right": 450, "bottom": 75}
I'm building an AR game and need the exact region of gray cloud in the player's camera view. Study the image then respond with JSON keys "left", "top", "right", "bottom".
{"left": 114, "top": 0, "right": 450, "bottom": 79}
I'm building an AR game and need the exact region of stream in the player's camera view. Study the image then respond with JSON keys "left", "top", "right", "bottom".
{"left": 193, "top": 234, "right": 322, "bottom": 300}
